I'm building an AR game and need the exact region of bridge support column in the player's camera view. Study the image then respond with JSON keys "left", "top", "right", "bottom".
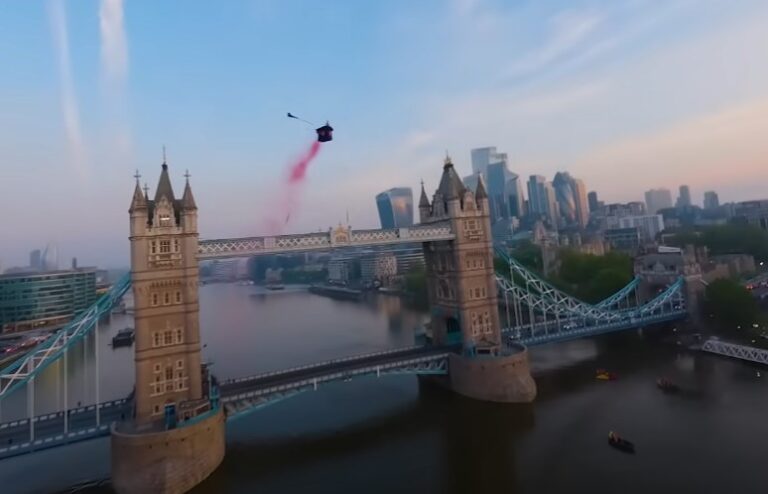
{"left": 111, "top": 408, "right": 225, "bottom": 494}
{"left": 448, "top": 345, "right": 536, "bottom": 403}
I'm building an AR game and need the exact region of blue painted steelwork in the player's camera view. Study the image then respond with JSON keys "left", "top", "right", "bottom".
{"left": 0, "top": 273, "right": 131, "bottom": 399}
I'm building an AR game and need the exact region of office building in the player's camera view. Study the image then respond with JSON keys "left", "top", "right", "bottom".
{"left": 29, "top": 250, "right": 42, "bottom": 271}
{"left": 617, "top": 214, "right": 665, "bottom": 243}
{"left": 552, "top": 172, "right": 588, "bottom": 228}
{"left": 376, "top": 187, "right": 414, "bottom": 229}
{"left": 573, "top": 179, "right": 589, "bottom": 227}
{"left": 734, "top": 200, "right": 768, "bottom": 230}
{"left": 587, "top": 191, "right": 601, "bottom": 213}
{"left": 327, "top": 257, "right": 357, "bottom": 284}
{"left": 471, "top": 147, "right": 525, "bottom": 225}
{"left": 676, "top": 185, "right": 692, "bottom": 208}
{"left": 644, "top": 188, "right": 673, "bottom": 214}
{"left": 360, "top": 253, "right": 397, "bottom": 286}
{"left": 527, "top": 175, "right": 558, "bottom": 226}
{"left": 703, "top": 191, "right": 720, "bottom": 210}
{"left": 552, "top": 172, "right": 576, "bottom": 226}
{"left": 604, "top": 227, "right": 642, "bottom": 253}
{"left": 0, "top": 268, "right": 97, "bottom": 334}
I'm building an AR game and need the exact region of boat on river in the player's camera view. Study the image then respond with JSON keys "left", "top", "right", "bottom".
{"left": 608, "top": 431, "right": 635, "bottom": 454}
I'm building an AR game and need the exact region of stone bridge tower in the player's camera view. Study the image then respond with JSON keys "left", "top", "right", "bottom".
{"left": 112, "top": 162, "right": 225, "bottom": 494}
{"left": 419, "top": 157, "right": 535, "bottom": 403}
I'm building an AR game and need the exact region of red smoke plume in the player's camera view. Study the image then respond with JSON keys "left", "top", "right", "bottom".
{"left": 262, "top": 140, "right": 322, "bottom": 235}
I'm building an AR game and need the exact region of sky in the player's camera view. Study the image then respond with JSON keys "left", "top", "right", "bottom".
{"left": 2, "top": 0, "right": 768, "bottom": 269}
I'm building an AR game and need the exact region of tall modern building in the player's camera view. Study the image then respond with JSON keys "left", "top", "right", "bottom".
{"left": 588, "top": 191, "right": 600, "bottom": 212}
{"left": 505, "top": 173, "right": 524, "bottom": 218}
{"left": 552, "top": 172, "right": 576, "bottom": 226}
{"left": 573, "top": 179, "right": 589, "bottom": 228}
{"left": 676, "top": 185, "right": 692, "bottom": 208}
{"left": 0, "top": 268, "right": 97, "bottom": 334}
{"left": 527, "top": 175, "right": 558, "bottom": 226}
{"left": 703, "top": 191, "right": 720, "bottom": 210}
{"left": 375, "top": 187, "right": 414, "bottom": 229}
{"left": 29, "top": 249, "right": 41, "bottom": 270}
{"left": 41, "top": 243, "right": 58, "bottom": 271}
{"left": 471, "top": 147, "right": 504, "bottom": 175}
{"left": 644, "top": 188, "right": 673, "bottom": 214}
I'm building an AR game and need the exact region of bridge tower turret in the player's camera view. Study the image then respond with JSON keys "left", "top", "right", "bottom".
{"left": 112, "top": 161, "right": 225, "bottom": 494}
{"left": 421, "top": 155, "right": 536, "bottom": 403}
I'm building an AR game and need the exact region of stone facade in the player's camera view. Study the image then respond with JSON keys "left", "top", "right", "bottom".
{"left": 419, "top": 157, "right": 536, "bottom": 403}
{"left": 128, "top": 164, "right": 204, "bottom": 423}
{"left": 449, "top": 346, "right": 536, "bottom": 403}
{"left": 117, "top": 163, "right": 226, "bottom": 494}
{"left": 111, "top": 409, "right": 225, "bottom": 494}
{"left": 419, "top": 157, "right": 501, "bottom": 353}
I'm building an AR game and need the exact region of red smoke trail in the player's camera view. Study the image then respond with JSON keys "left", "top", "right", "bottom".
{"left": 261, "top": 140, "right": 323, "bottom": 235}
{"left": 289, "top": 141, "right": 321, "bottom": 183}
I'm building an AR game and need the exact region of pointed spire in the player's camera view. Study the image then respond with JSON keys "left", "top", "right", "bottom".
{"left": 438, "top": 155, "right": 465, "bottom": 200}
{"left": 129, "top": 174, "right": 147, "bottom": 213}
{"left": 154, "top": 161, "right": 176, "bottom": 203}
{"left": 475, "top": 173, "right": 488, "bottom": 200}
{"left": 143, "top": 182, "right": 149, "bottom": 200}
{"left": 419, "top": 179, "right": 430, "bottom": 207}
{"left": 181, "top": 170, "right": 197, "bottom": 210}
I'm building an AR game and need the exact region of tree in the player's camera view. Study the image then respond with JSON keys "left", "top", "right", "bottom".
{"left": 404, "top": 266, "right": 428, "bottom": 306}
{"left": 705, "top": 278, "right": 759, "bottom": 330}
{"left": 667, "top": 224, "right": 768, "bottom": 262}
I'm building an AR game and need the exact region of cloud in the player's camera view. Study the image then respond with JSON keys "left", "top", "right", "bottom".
{"left": 506, "top": 10, "right": 604, "bottom": 79}
{"left": 99, "top": 0, "right": 128, "bottom": 82}
{"left": 47, "top": 0, "right": 86, "bottom": 175}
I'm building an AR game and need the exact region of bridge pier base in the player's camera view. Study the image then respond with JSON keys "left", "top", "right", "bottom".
{"left": 110, "top": 408, "right": 225, "bottom": 494}
{"left": 448, "top": 344, "right": 536, "bottom": 403}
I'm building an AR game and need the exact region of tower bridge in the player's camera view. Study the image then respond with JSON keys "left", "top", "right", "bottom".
{"left": 0, "top": 156, "right": 690, "bottom": 493}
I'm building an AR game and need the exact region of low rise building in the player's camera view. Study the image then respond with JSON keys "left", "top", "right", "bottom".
{"left": 0, "top": 268, "right": 97, "bottom": 334}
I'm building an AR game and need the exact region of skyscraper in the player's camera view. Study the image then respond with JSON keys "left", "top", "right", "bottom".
{"left": 703, "top": 191, "right": 720, "bottom": 210}
{"left": 644, "top": 188, "right": 673, "bottom": 214}
{"left": 471, "top": 147, "right": 503, "bottom": 175}
{"left": 29, "top": 249, "right": 41, "bottom": 271}
{"left": 506, "top": 174, "right": 524, "bottom": 218}
{"left": 42, "top": 243, "right": 58, "bottom": 271}
{"left": 573, "top": 179, "right": 589, "bottom": 228}
{"left": 527, "top": 175, "right": 558, "bottom": 226}
{"left": 588, "top": 191, "right": 600, "bottom": 212}
{"left": 375, "top": 187, "right": 414, "bottom": 229}
{"left": 552, "top": 172, "right": 576, "bottom": 226}
{"left": 676, "top": 185, "right": 692, "bottom": 208}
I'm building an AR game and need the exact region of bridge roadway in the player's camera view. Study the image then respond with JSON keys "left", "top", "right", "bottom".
{"left": 219, "top": 344, "right": 454, "bottom": 411}
{"left": 0, "top": 345, "right": 453, "bottom": 459}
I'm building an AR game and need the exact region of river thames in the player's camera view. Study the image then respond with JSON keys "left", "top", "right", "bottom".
{"left": 0, "top": 283, "right": 767, "bottom": 494}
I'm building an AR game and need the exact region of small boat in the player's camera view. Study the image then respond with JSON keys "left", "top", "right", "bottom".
{"left": 608, "top": 431, "right": 635, "bottom": 454}
{"left": 656, "top": 378, "right": 679, "bottom": 393}
{"left": 112, "top": 328, "right": 134, "bottom": 348}
{"left": 596, "top": 369, "right": 617, "bottom": 381}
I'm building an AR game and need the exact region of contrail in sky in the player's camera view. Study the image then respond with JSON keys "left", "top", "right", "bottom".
{"left": 99, "top": 0, "right": 128, "bottom": 82}
{"left": 48, "top": 0, "right": 86, "bottom": 175}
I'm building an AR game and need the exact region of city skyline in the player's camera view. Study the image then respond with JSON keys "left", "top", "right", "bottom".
{"left": 3, "top": 0, "right": 768, "bottom": 267}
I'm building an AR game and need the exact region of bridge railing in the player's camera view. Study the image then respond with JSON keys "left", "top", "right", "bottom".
{"left": 0, "top": 273, "right": 132, "bottom": 398}
{"left": 221, "top": 344, "right": 432, "bottom": 386}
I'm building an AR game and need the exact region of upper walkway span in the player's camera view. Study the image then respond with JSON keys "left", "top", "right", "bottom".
{"left": 198, "top": 222, "right": 454, "bottom": 259}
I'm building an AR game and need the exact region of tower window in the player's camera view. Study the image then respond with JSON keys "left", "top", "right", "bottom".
{"left": 152, "top": 293, "right": 159, "bottom": 306}
{"left": 176, "top": 359, "right": 184, "bottom": 369}
{"left": 173, "top": 239, "right": 180, "bottom": 252}
{"left": 175, "top": 291, "right": 181, "bottom": 303}
{"left": 160, "top": 240, "right": 171, "bottom": 253}
{"left": 150, "top": 241, "right": 157, "bottom": 254}
{"left": 159, "top": 214, "right": 172, "bottom": 226}
{"left": 164, "top": 331, "right": 172, "bottom": 345}
{"left": 176, "top": 328, "right": 183, "bottom": 344}
{"left": 152, "top": 332, "right": 160, "bottom": 347}
{"left": 164, "top": 292, "right": 170, "bottom": 305}
{"left": 154, "top": 363, "right": 161, "bottom": 373}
